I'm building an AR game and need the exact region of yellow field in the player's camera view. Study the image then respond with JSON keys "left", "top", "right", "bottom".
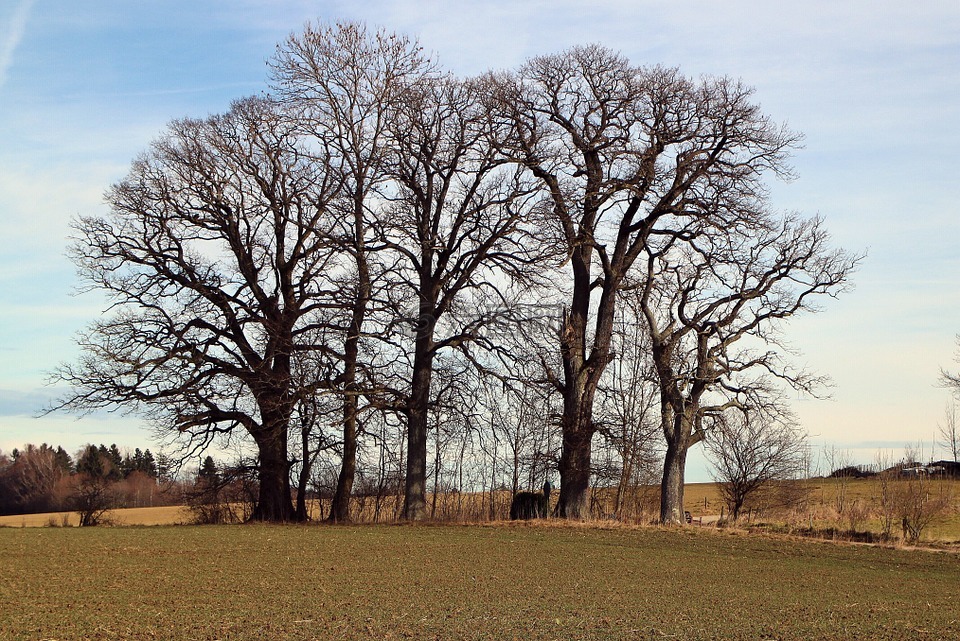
{"left": 682, "top": 477, "right": 960, "bottom": 543}
{"left": 0, "top": 504, "right": 189, "bottom": 528}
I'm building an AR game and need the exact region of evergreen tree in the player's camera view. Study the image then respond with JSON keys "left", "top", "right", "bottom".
{"left": 77, "top": 445, "right": 106, "bottom": 478}
{"left": 141, "top": 449, "right": 158, "bottom": 477}
{"left": 198, "top": 456, "right": 218, "bottom": 482}
{"left": 155, "top": 453, "right": 172, "bottom": 482}
{"left": 53, "top": 446, "right": 73, "bottom": 474}
{"left": 108, "top": 444, "right": 123, "bottom": 478}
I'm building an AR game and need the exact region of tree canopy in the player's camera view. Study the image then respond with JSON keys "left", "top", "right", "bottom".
{"left": 53, "top": 22, "right": 857, "bottom": 523}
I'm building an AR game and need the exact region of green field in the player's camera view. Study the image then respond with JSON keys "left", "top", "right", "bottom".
{"left": 2, "top": 523, "right": 958, "bottom": 640}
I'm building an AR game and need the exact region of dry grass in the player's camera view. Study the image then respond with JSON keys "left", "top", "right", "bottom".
{"left": 4, "top": 477, "right": 958, "bottom": 543}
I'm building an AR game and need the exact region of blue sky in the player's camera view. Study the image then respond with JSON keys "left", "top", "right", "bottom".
{"left": 1, "top": 1, "right": 958, "bottom": 479}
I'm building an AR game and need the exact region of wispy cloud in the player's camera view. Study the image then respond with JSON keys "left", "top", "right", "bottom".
{"left": 0, "top": 0, "right": 35, "bottom": 91}
{"left": 0, "top": 387, "right": 55, "bottom": 417}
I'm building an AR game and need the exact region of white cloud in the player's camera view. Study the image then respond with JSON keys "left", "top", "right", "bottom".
{"left": 0, "top": 0, "right": 34, "bottom": 91}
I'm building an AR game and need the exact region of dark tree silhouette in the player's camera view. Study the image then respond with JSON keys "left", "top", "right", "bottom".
{"left": 636, "top": 216, "right": 857, "bottom": 523}
{"left": 53, "top": 96, "right": 342, "bottom": 522}
{"left": 271, "top": 22, "right": 433, "bottom": 522}
{"left": 381, "top": 75, "right": 539, "bottom": 520}
{"left": 493, "top": 46, "right": 821, "bottom": 518}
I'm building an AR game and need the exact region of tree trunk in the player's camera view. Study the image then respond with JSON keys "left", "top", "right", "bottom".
{"left": 295, "top": 422, "right": 312, "bottom": 521}
{"left": 659, "top": 437, "right": 688, "bottom": 525}
{"left": 615, "top": 451, "right": 634, "bottom": 519}
{"left": 330, "top": 241, "right": 370, "bottom": 523}
{"left": 329, "top": 395, "right": 358, "bottom": 523}
{"left": 403, "top": 334, "right": 434, "bottom": 521}
{"left": 556, "top": 424, "right": 592, "bottom": 519}
{"left": 251, "top": 424, "right": 295, "bottom": 522}
{"left": 431, "top": 416, "right": 441, "bottom": 519}
{"left": 554, "top": 241, "right": 616, "bottom": 520}
{"left": 731, "top": 497, "right": 744, "bottom": 522}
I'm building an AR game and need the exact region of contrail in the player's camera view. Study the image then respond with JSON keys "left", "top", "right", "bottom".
{"left": 0, "top": 0, "right": 36, "bottom": 91}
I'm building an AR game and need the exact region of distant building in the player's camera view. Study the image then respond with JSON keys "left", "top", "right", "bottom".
{"left": 929, "top": 460, "right": 960, "bottom": 477}
{"left": 900, "top": 466, "right": 926, "bottom": 477}
{"left": 898, "top": 461, "right": 960, "bottom": 477}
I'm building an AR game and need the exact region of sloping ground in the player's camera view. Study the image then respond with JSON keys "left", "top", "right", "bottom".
{"left": 1, "top": 524, "right": 958, "bottom": 640}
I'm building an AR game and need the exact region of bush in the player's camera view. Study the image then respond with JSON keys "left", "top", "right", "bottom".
{"left": 184, "top": 461, "right": 258, "bottom": 524}
{"left": 67, "top": 474, "right": 116, "bottom": 527}
{"left": 875, "top": 471, "right": 952, "bottom": 543}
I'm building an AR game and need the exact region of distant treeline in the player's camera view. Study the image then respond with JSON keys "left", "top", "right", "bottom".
{"left": 0, "top": 443, "right": 175, "bottom": 516}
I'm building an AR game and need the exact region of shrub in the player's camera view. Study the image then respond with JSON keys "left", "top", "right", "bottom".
{"left": 184, "top": 461, "right": 258, "bottom": 524}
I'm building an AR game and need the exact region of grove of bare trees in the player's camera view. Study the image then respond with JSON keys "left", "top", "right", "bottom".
{"left": 52, "top": 22, "right": 858, "bottom": 523}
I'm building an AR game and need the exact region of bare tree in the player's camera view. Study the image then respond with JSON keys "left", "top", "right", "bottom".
{"left": 69, "top": 444, "right": 121, "bottom": 526}
{"left": 53, "top": 96, "right": 342, "bottom": 522}
{"left": 874, "top": 451, "right": 898, "bottom": 540}
{"left": 636, "top": 214, "right": 857, "bottom": 524}
{"left": 492, "top": 47, "right": 819, "bottom": 518}
{"left": 290, "top": 381, "right": 338, "bottom": 521}
{"left": 941, "top": 335, "right": 960, "bottom": 401}
{"left": 49, "top": 28, "right": 861, "bottom": 527}
{"left": 0, "top": 444, "right": 70, "bottom": 514}
{"left": 184, "top": 456, "right": 258, "bottom": 524}
{"left": 271, "top": 22, "right": 432, "bottom": 522}
{"left": 379, "top": 74, "right": 538, "bottom": 520}
{"left": 706, "top": 410, "right": 806, "bottom": 521}
{"left": 481, "top": 364, "right": 558, "bottom": 497}
{"left": 595, "top": 297, "right": 661, "bottom": 520}
{"left": 873, "top": 448, "right": 952, "bottom": 543}
{"left": 895, "top": 472, "right": 952, "bottom": 544}
{"left": 824, "top": 445, "right": 854, "bottom": 515}
{"left": 939, "top": 401, "right": 959, "bottom": 462}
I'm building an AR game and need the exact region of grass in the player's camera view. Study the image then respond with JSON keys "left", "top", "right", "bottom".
{"left": 1, "top": 523, "right": 958, "bottom": 640}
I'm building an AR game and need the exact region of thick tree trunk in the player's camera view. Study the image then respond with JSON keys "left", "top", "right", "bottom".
{"left": 556, "top": 422, "right": 592, "bottom": 519}
{"left": 659, "top": 437, "right": 688, "bottom": 525}
{"left": 403, "top": 333, "right": 434, "bottom": 521}
{"left": 554, "top": 241, "right": 614, "bottom": 520}
{"left": 251, "top": 425, "right": 295, "bottom": 522}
